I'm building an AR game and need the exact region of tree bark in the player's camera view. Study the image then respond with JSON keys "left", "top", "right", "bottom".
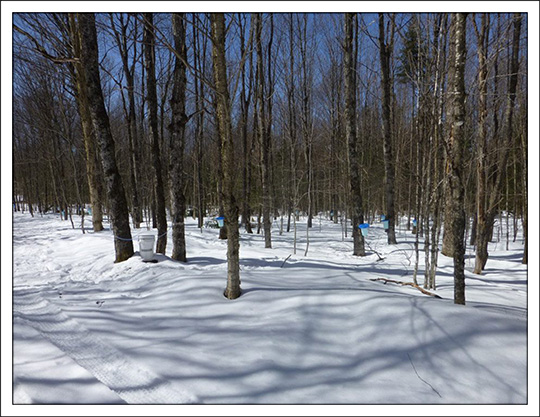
{"left": 428, "top": 13, "right": 448, "bottom": 290}
{"left": 144, "top": 13, "right": 168, "bottom": 254}
{"left": 68, "top": 14, "right": 104, "bottom": 232}
{"left": 168, "top": 13, "right": 188, "bottom": 262}
{"left": 344, "top": 13, "right": 365, "bottom": 256}
{"left": 300, "top": 15, "right": 313, "bottom": 230}
{"left": 472, "top": 14, "right": 489, "bottom": 274}
{"left": 254, "top": 13, "right": 272, "bottom": 249}
{"left": 77, "top": 13, "right": 133, "bottom": 262}
{"left": 287, "top": 13, "right": 298, "bottom": 234}
{"left": 110, "top": 13, "right": 143, "bottom": 228}
{"left": 474, "top": 13, "right": 522, "bottom": 273}
{"left": 445, "top": 13, "right": 468, "bottom": 305}
{"left": 521, "top": 121, "right": 527, "bottom": 264}
{"left": 239, "top": 14, "right": 254, "bottom": 234}
{"left": 193, "top": 14, "right": 206, "bottom": 230}
{"left": 378, "top": 13, "right": 398, "bottom": 245}
{"left": 211, "top": 13, "right": 241, "bottom": 299}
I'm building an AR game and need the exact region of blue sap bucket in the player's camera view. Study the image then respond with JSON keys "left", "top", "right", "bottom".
{"left": 412, "top": 219, "right": 418, "bottom": 227}
{"left": 216, "top": 216, "right": 225, "bottom": 228}
{"left": 380, "top": 214, "right": 386, "bottom": 221}
{"left": 382, "top": 219, "right": 390, "bottom": 230}
{"left": 358, "top": 223, "right": 370, "bottom": 237}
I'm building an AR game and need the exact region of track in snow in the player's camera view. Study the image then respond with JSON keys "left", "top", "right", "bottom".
{"left": 13, "top": 289, "right": 197, "bottom": 404}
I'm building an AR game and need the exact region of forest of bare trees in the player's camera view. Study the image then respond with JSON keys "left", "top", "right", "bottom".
{"left": 12, "top": 13, "right": 527, "bottom": 303}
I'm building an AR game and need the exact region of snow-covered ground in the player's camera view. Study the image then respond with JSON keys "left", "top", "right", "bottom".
{"left": 4, "top": 211, "right": 539, "bottom": 414}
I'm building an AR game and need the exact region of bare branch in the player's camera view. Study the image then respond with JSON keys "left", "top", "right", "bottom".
{"left": 13, "top": 23, "right": 79, "bottom": 64}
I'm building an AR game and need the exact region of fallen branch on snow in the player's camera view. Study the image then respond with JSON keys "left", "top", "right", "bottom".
{"left": 280, "top": 254, "right": 292, "bottom": 268}
{"left": 370, "top": 278, "right": 442, "bottom": 299}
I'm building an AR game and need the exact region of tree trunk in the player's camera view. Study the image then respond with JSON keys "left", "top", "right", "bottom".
{"left": 144, "top": 13, "right": 168, "bottom": 254}
{"left": 521, "top": 123, "right": 527, "bottom": 264}
{"left": 168, "top": 13, "right": 188, "bottom": 262}
{"left": 110, "top": 14, "right": 143, "bottom": 228}
{"left": 474, "top": 13, "right": 522, "bottom": 273}
{"left": 378, "top": 13, "right": 398, "bottom": 245}
{"left": 211, "top": 13, "right": 241, "bottom": 299}
{"left": 428, "top": 13, "right": 448, "bottom": 290}
{"left": 300, "top": 15, "right": 313, "bottom": 230}
{"left": 77, "top": 13, "right": 133, "bottom": 262}
{"left": 287, "top": 14, "right": 298, "bottom": 235}
{"left": 445, "top": 13, "right": 468, "bottom": 305}
{"left": 68, "top": 14, "right": 104, "bottom": 232}
{"left": 472, "top": 14, "right": 489, "bottom": 274}
{"left": 344, "top": 13, "right": 365, "bottom": 256}
{"left": 238, "top": 14, "right": 254, "bottom": 234}
{"left": 193, "top": 15, "right": 206, "bottom": 230}
{"left": 254, "top": 13, "right": 272, "bottom": 249}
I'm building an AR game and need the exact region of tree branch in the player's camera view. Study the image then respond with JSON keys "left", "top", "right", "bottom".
{"left": 370, "top": 278, "right": 442, "bottom": 298}
{"left": 13, "top": 24, "right": 79, "bottom": 64}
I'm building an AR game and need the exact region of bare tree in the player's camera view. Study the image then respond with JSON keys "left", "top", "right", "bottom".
{"left": 109, "top": 13, "right": 143, "bottom": 228}
{"left": 473, "top": 13, "right": 523, "bottom": 274}
{"left": 65, "top": 14, "right": 104, "bottom": 232}
{"left": 168, "top": 13, "right": 188, "bottom": 261}
{"left": 192, "top": 13, "right": 207, "bottom": 230}
{"left": 254, "top": 13, "right": 272, "bottom": 248}
{"left": 286, "top": 13, "right": 299, "bottom": 235}
{"left": 238, "top": 14, "right": 254, "bottom": 234}
{"left": 444, "top": 13, "right": 467, "bottom": 304}
{"left": 77, "top": 13, "right": 133, "bottom": 262}
{"left": 143, "top": 13, "right": 168, "bottom": 254}
{"left": 344, "top": 13, "right": 365, "bottom": 256}
{"left": 378, "top": 13, "right": 398, "bottom": 244}
{"left": 299, "top": 15, "right": 314, "bottom": 231}
{"left": 211, "top": 13, "right": 241, "bottom": 299}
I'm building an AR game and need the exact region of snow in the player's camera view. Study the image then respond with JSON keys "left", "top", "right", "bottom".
{"left": 4, "top": 212, "right": 539, "bottom": 415}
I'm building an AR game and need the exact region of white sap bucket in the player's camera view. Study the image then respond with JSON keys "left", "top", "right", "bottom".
{"left": 139, "top": 233, "right": 155, "bottom": 261}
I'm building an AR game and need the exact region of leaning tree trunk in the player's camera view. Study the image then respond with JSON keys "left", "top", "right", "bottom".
{"left": 77, "top": 13, "right": 133, "bottom": 262}
{"left": 445, "top": 13, "right": 467, "bottom": 305}
{"left": 211, "top": 13, "right": 241, "bottom": 299}
{"left": 378, "top": 13, "right": 398, "bottom": 245}
{"left": 344, "top": 13, "right": 365, "bottom": 256}
{"left": 144, "top": 13, "right": 168, "bottom": 254}
{"left": 168, "top": 13, "right": 188, "bottom": 262}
